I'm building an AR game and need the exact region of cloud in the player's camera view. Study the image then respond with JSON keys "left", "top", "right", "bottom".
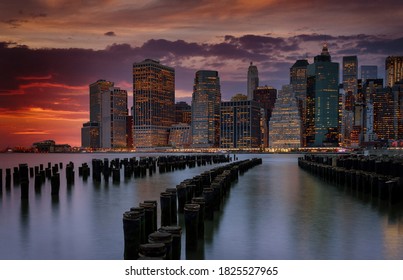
{"left": 12, "top": 129, "right": 50, "bottom": 135}
{"left": 104, "top": 31, "right": 116, "bottom": 37}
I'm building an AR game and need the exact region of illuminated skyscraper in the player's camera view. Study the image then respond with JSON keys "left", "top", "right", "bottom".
{"left": 269, "top": 85, "right": 301, "bottom": 148}
{"left": 191, "top": 70, "right": 221, "bottom": 148}
{"left": 306, "top": 44, "right": 339, "bottom": 146}
{"left": 247, "top": 62, "right": 259, "bottom": 100}
{"left": 220, "top": 99, "right": 261, "bottom": 149}
{"left": 386, "top": 56, "right": 403, "bottom": 87}
{"left": 101, "top": 87, "right": 128, "bottom": 148}
{"left": 290, "top": 59, "right": 309, "bottom": 101}
{"left": 290, "top": 59, "right": 309, "bottom": 146}
{"left": 361, "top": 65, "right": 377, "bottom": 84}
{"left": 343, "top": 56, "right": 358, "bottom": 95}
{"left": 133, "top": 59, "right": 175, "bottom": 148}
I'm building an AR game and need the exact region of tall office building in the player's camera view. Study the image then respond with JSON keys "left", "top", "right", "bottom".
{"left": 306, "top": 44, "right": 339, "bottom": 146}
{"left": 101, "top": 87, "right": 128, "bottom": 148}
{"left": 133, "top": 59, "right": 175, "bottom": 148}
{"left": 269, "top": 85, "right": 302, "bottom": 148}
{"left": 362, "top": 79, "right": 401, "bottom": 142}
{"left": 361, "top": 65, "right": 377, "bottom": 84}
{"left": 253, "top": 86, "right": 277, "bottom": 147}
{"left": 220, "top": 99, "right": 261, "bottom": 149}
{"left": 89, "top": 79, "right": 115, "bottom": 123}
{"left": 247, "top": 62, "right": 259, "bottom": 100}
{"left": 343, "top": 56, "right": 358, "bottom": 95}
{"left": 290, "top": 59, "right": 309, "bottom": 101}
{"left": 290, "top": 59, "right": 309, "bottom": 147}
{"left": 386, "top": 56, "right": 403, "bottom": 87}
{"left": 361, "top": 79, "right": 383, "bottom": 142}
{"left": 81, "top": 79, "right": 114, "bottom": 148}
{"left": 191, "top": 70, "right": 221, "bottom": 148}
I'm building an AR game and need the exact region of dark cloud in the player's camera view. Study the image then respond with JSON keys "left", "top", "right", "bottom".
{"left": 355, "top": 37, "right": 403, "bottom": 55}
{"left": 104, "top": 31, "right": 116, "bottom": 37}
{"left": 2, "top": 18, "right": 28, "bottom": 27}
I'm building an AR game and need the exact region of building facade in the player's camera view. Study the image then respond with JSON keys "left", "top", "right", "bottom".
{"left": 81, "top": 122, "right": 100, "bottom": 148}
{"left": 133, "top": 59, "right": 175, "bottom": 148}
{"left": 101, "top": 87, "right": 128, "bottom": 148}
{"left": 191, "top": 70, "right": 221, "bottom": 148}
{"left": 220, "top": 100, "right": 261, "bottom": 149}
{"left": 175, "top": 101, "right": 192, "bottom": 125}
{"left": 269, "top": 85, "right": 302, "bottom": 148}
{"left": 386, "top": 56, "right": 403, "bottom": 87}
{"left": 169, "top": 123, "right": 192, "bottom": 148}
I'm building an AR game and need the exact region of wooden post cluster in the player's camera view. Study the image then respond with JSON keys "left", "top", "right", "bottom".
{"left": 298, "top": 154, "right": 403, "bottom": 204}
{"left": 123, "top": 157, "right": 263, "bottom": 259}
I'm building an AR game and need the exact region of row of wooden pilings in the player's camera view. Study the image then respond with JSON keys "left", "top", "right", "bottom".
{"left": 298, "top": 154, "right": 403, "bottom": 205}
{"left": 122, "top": 157, "right": 263, "bottom": 260}
{"left": 0, "top": 155, "right": 231, "bottom": 200}
{"left": 89, "top": 155, "right": 231, "bottom": 183}
{"left": 0, "top": 161, "right": 69, "bottom": 199}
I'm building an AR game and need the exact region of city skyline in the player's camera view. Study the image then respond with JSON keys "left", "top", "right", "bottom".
{"left": 1, "top": 0, "right": 403, "bottom": 148}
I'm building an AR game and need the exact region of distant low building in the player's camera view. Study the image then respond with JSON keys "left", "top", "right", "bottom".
{"left": 33, "top": 140, "right": 71, "bottom": 153}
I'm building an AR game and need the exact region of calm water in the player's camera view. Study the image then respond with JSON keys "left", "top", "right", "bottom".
{"left": 1, "top": 153, "right": 403, "bottom": 260}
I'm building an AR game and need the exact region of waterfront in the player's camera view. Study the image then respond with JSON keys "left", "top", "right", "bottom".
{"left": 1, "top": 153, "right": 403, "bottom": 260}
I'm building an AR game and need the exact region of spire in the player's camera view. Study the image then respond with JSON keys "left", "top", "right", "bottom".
{"left": 321, "top": 43, "right": 330, "bottom": 56}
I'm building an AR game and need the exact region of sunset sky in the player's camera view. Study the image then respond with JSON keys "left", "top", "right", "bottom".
{"left": 1, "top": 0, "right": 403, "bottom": 149}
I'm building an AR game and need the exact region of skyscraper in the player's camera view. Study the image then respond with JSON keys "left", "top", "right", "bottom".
{"left": 269, "top": 85, "right": 302, "bottom": 149}
{"left": 220, "top": 99, "right": 261, "bottom": 149}
{"left": 82, "top": 80, "right": 128, "bottom": 149}
{"left": 306, "top": 44, "right": 339, "bottom": 146}
{"left": 360, "top": 65, "right": 377, "bottom": 84}
{"left": 89, "top": 80, "right": 114, "bottom": 123}
{"left": 386, "top": 56, "right": 403, "bottom": 87}
{"left": 101, "top": 87, "right": 128, "bottom": 148}
{"left": 290, "top": 59, "right": 309, "bottom": 101}
{"left": 191, "top": 70, "right": 221, "bottom": 148}
{"left": 253, "top": 86, "right": 277, "bottom": 147}
{"left": 290, "top": 59, "right": 309, "bottom": 146}
{"left": 133, "top": 59, "right": 175, "bottom": 148}
{"left": 343, "top": 56, "right": 358, "bottom": 95}
{"left": 247, "top": 62, "right": 259, "bottom": 100}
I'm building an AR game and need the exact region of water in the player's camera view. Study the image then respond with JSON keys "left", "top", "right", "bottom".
{"left": 1, "top": 153, "right": 403, "bottom": 260}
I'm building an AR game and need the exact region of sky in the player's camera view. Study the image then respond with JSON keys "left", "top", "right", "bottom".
{"left": 1, "top": 0, "right": 403, "bottom": 149}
